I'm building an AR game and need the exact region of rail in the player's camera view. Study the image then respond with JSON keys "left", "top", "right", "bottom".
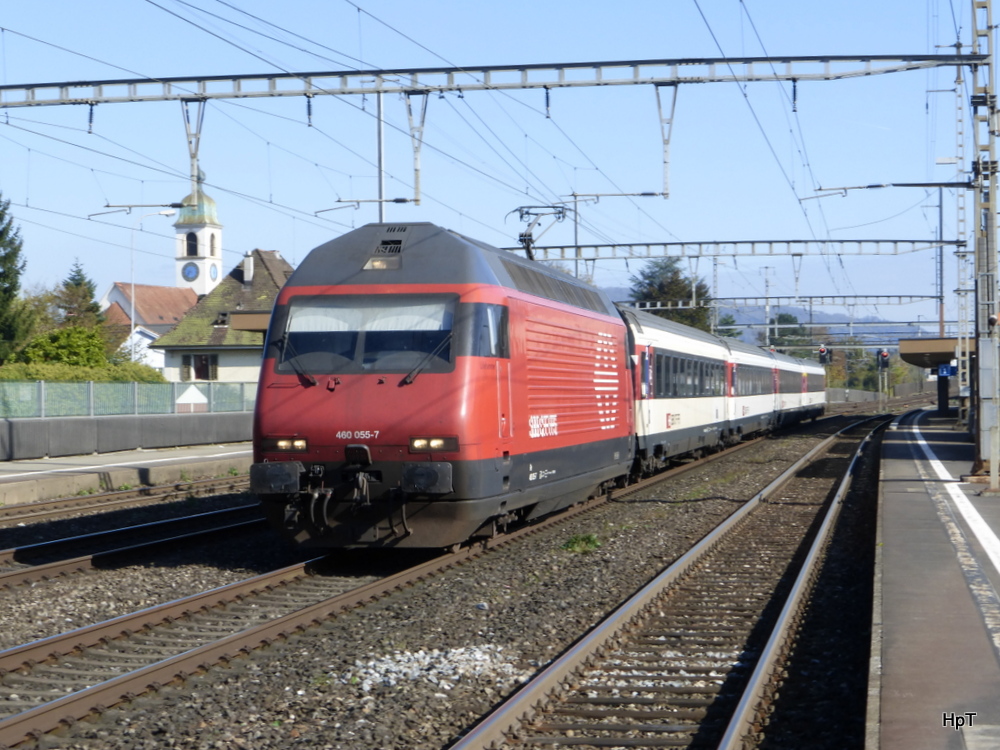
{"left": 0, "top": 476, "right": 251, "bottom": 526}
{"left": 0, "top": 505, "right": 263, "bottom": 589}
{"left": 0, "top": 418, "right": 855, "bottom": 746}
{"left": 449, "top": 417, "right": 884, "bottom": 749}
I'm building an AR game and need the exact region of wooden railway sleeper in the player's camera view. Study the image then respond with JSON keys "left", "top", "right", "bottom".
{"left": 568, "top": 692, "right": 721, "bottom": 703}
{"left": 20, "top": 664, "right": 127, "bottom": 680}
{"left": 520, "top": 733, "right": 700, "bottom": 747}
{"left": 552, "top": 700, "right": 718, "bottom": 716}
{"left": 64, "top": 651, "right": 156, "bottom": 667}
{"left": 584, "top": 680, "right": 723, "bottom": 704}
{"left": 1, "top": 672, "right": 100, "bottom": 689}
{"left": 535, "top": 721, "right": 701, "bottom": 734}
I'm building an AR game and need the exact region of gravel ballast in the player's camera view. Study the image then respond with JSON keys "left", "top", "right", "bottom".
{"left": 15, "top": 430, "right": 852, "bottom": 750}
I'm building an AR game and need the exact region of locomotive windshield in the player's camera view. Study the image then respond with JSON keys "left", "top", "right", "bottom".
{"left": 275, "top": 294, "right": 457, "bottom": 375}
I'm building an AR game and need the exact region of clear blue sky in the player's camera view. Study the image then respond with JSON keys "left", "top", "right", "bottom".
{"left": 0, "top": 0, "right": 977, "bottom": 330}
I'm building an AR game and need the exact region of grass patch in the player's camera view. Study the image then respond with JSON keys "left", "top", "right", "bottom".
{"left": 561, "top": 533, "right": 601, "bottom": 553}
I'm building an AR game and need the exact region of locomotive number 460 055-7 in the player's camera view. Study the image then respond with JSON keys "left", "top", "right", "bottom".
{"left": 336, "top": 430, "right": 380, "bottom": 440}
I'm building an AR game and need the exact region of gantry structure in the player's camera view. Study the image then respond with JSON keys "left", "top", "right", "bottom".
{"left": 1, "top": 37, "right": 997, "bottom": 468}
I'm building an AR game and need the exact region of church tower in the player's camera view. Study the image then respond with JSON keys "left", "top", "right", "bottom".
{"left": 174, "top": 170, "right": 223, "bottom": 296}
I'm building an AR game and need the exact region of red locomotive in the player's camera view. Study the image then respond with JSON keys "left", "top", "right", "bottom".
{"left": 251, "top": 222, "right": 824, "bottom": 549}
{"left": 251, "top": 222, "right": 635, "bottom": 548}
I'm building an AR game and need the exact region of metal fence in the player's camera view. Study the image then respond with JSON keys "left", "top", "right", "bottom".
{"left": 0, "top": 382, "right": 258, "bottom": 418}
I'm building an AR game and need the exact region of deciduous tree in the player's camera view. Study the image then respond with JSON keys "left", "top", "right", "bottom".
{"left": 18, "top": 326, "right": 107, "bottom": 368}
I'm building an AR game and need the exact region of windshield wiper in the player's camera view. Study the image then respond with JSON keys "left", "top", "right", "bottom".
{"left": 402, "top": 332, "right": 453, "bottom": 385}
{"left": 279, "top": 334, "right": 318, "bottom": 386}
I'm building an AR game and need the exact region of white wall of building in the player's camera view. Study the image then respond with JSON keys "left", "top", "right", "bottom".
{"left": 123, "top": 328, "right": 165, "bottom": 369}
{"left": 161, "top": 349, "right": 262, "bottom": 383}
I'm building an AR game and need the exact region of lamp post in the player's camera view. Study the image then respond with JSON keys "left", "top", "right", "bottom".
{"left": 130, "top": 210, "right": 176, "bottom": 361}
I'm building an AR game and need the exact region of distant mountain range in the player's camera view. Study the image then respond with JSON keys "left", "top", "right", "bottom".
{"left": 599, "top": 287, "right": 926, "bottom": 345}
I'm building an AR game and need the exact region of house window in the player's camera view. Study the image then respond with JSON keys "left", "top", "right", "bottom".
{"left": 210, "top": 234, "right": 217, "bottom": 257}
{"left": 186, "top": 232, "right": 198, "bottom": 257}
{"left": 181, "top": 354, "right": 218, "bottom": 381}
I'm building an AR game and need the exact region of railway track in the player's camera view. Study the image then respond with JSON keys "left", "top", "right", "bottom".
{"left": 0, "top": 475, "right": 250, "bottom": 527}
{"left": 451, "top": 417, "right": 885, "bottom": 750}
{"left": 0, "top": 505, "right": 264, "bottom": 589}
{"left": 0, "top": 553, "right": 395, "bottom": 747}
{"left": 0, "top": 419, "right": 863, "bottom": 747}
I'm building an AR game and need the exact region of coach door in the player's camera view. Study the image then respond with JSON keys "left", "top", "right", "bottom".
{"left": 640, "top": 346, "right": 653, "bottom": 433}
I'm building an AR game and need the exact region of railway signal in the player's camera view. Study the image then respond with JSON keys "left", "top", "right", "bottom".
{"left": 878, "top": 349, "right": 891, "bottom": 370}
{"left": 818, "top": 345, "right": 829, "bottom": 364}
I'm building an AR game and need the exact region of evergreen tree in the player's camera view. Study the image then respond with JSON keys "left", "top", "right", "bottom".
{"left": 629, "top": 257, "right": 712, "bottom": 332}
{"left": 55, "top": 259, "right": 103, "bottom": 328}
{"left": 767, "top": 312, "right": 810, "bottom": 350}
{"left": 0, "top": 194, "right": 34, "bottom": 364}
{"left": 716, "top": 313, "right": 741, "bottom": 338}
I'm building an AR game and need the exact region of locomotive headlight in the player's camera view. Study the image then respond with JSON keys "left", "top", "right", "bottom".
{"left": 270, "top": 438, "right": 308, "bottom": 452}
{"left": 409, "top": 436, "right": 458, "bottom": 452}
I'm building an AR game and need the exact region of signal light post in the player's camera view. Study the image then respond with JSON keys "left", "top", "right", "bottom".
{"left": 877, "top": 349, "right": 891, "bottom": 410}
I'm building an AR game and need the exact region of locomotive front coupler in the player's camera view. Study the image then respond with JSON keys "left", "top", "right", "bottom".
{"left": 347, "top": 471, "right": 372, "bottom": 508}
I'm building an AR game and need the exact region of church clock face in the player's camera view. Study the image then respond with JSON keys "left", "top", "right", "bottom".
{"left": 210, "top": 264, "right": 218, "bottom": 281}
{"left": 182, "top": 262, "right": 200, "bottom": 282}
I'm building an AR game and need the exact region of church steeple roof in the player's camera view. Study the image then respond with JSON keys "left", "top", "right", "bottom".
{"left": 175, "top": 170, "right": 221, "bottom": 227}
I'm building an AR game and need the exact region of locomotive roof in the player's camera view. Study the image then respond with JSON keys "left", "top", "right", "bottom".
{"left": 287, "top": 222, "right": 620, "bottom": 317}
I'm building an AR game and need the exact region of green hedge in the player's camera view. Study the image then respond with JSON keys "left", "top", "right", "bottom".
{"left": 0, "top": 362, "right": 166, "bottom": 383}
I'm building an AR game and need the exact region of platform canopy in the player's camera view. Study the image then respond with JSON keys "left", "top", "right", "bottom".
{"left": 898, "top": 338, "right": 972, "bottom": 369}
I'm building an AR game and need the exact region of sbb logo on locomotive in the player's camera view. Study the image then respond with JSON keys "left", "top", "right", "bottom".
{"left": 528, "top": 414, "right": 559, "bottom": 438}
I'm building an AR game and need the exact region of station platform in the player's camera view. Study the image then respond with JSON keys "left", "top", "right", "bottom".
{"left": 0, "top": 443, "right": 252, "bottom": 506}
{"left": 870, "top": 411, "right": 1000, "bottom": 749}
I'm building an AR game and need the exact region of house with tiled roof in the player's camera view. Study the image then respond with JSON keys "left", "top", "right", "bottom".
{"left": 99, "top": 283, "right": 199, "bottom": 367}
{"left": 153, "top": 249, "right": 293, "bottom": 382}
